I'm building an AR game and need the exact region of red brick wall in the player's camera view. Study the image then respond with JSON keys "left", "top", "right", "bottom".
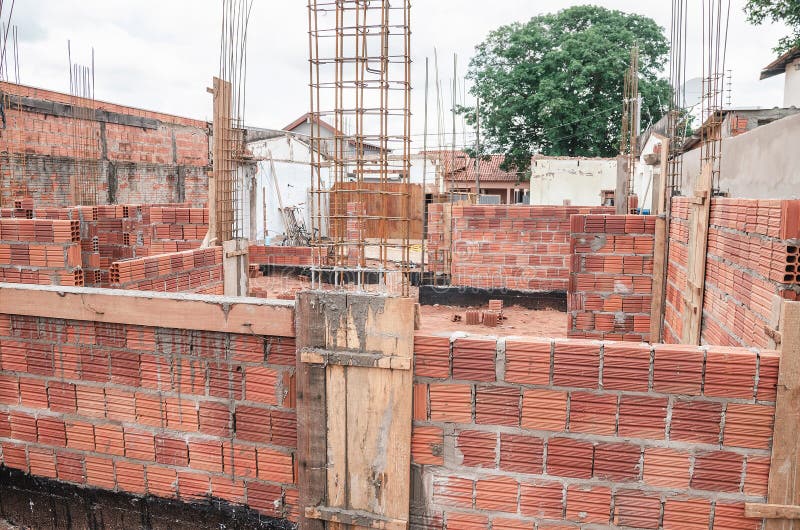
{"left": 0, "top": 82, "right": 209, "bottom": 207}
{"left": 665, "top": 197, "right": 800, "bottom": 347}
{"left": 0, "top": 313, "right": 298, "bottom": 520}
{"left": 248, "top": 246, "right": 313, "bottom": 267}
{"left": 448, "top": 205, "right": 614, "bottom": 291}
{"left": 568, "top": 214, "right": 655, "bottom": 342}
{"left": 109, "top": 247, "right": 223, "bottom": 295}
{"left": 0, "top": 218, "right": 83, "bottom": 286}
{"left": 426, "top": 203, "right": 448, "bottom": 275}
{"left": 411, "top": 334, "right": 776, "bottom": 529}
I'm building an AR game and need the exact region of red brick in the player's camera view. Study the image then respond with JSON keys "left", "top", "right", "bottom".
{"left": 9, "top": 411, "right": 37, "bottom": 442}
{"left": 757, "top": 351, "right": 779, "bottom": 401}
{"left": 268, "top": 409, "right": 296, "bottom": 447}
{"left": 1, "top": 443, "right": 27, "bottom": 471}
{"left": 613, "top": 490, "right": 661, "bottom": 529}
{"left": 546, "top": 438, "right": 593, "bottom": 479}
{"left": 662, "top": 497, "right": 711, "bottom": 530}
{"left": 476, "top": 386, "right": 519, "bottom": 426}
{"left": 47, "top": 381, "right": 76, "bottom": 413}
{"left": 475, "top": 475, "right": 518, "bottom": 513}
{"left": 643, "top": 447, "right": 691, "bottom": 488}
{"left": 552, "top": 341, "right": 599, "bottom": 389}
{"left": 146, "top": 466, "right": 178, "bottom": 498}
{"left": 76, "top": 385, "right": 106, "bottom": 418}
{"left": 246, "top": 481, "right": 282, "bottom": 517}
{"left": 713, "top": 501, "right": 761, "bottom": 530}
{"left": 670, "top": 400, "right": 722, "bottom": 444}
{"left": 414, "top": 335, "right": 450, "bottom": 378}
{"left": 723, "top": 403, "right": 774, "bottom": 449}
{"left": 445, "top": 512, "right": 488, "bottom": 529}
{"left": 245, "top": 366, "right": 279, "bottom": 405}
{"left": 500, "top": 434, "right": 543, "bottom": 474}
{"left": 429, "top": 384, "right": 472, "bottom": 423}
{"left": 105, "top": 388, "right": 136, "bottom": 422}
{"left": 457, "top": 430, "right": 496, "bottom": 468}
{"left": 519, "top": 480, "right": 564, "bottom": 519}
{"left": 565, "top": 485, "right": 611, "bottom": 525}
{"left": 602, "top": 342, "right": 650, "bottom": 392}
{"left": 19, "top": 377, "right": 48, "bottom": 408}
{"left": 155, "top": 435, "right": 188, "bottom": 467}
{"left": 743, "top": 454, "right": 770, "bottom": 496}
{"left": 504, "top": 339, "right": 551, "bottom": 385}
{"left": 691, "top": 451, "right": 744, "bottom": 493}
{"left": 452, "top": 338, "right": 496, "bottom": 382}
{"left": 617, "top": 395, "right": 668, "bottom": 439}
{"left": 55, "top": 451, "right": 84, "bottom": 483}
{"left": 198, "top": 401, "right": 231, "bottom": 437}
{"left": 110, "top": 351, "right": 140, "bottom": 387}
{"left": 0, "top": 375, "right": 19, "bottom": 405}
{"left": 433, "top": 476, "right": 473, "bottom": 508}
{"left": 234, "top": 405, "right": 270, "bottom": 443}
{"left": 568, "top": 391, "right": 617, "bottom": 436}
{"left": 521, "top": 389, "right": 567, "bottom": 431}
{"left": 85, "top": 455, "right": 115, "bottom": 491}
{"left": 223, "top": 441, "right": 257, "bottom": 479}
{"left": 257, "top": 447, "right": 294, "bottom": 483}
{"left": 413, "top": 383, "right": 427, "bottom": 421}
{"left": 210, "top": 476, "right": 245, "bottom": 505}
{"left": 653, "top": 344, "right": 704, "bottom": 395}
{"left": 116, "top": 461, "right": 146, "bottom": 495}
{"left": 28, "top": 447, "right": 57, "bottom": 479}
{"left": 593, "top": 442, "right": 641, "bottom": 481}
{"left": 490, "top": 518, "right": 533, "bottom": 530}
{"left": 36, "top": 416, "right": 67, "bottom": 447}
{"left": 188, "top": 440, "right": 223, "bottom": 473}
{"left": 412, "top": 426, "right": 444, "bottom": 466}
{"left": 124, "top": 428, "right": 155, "bottom": 461}
{"left": 703, "top": 347, "right": 757, "bottom": 399}
{"left": 66, "top": 421, "right": 95, "bottom": 451}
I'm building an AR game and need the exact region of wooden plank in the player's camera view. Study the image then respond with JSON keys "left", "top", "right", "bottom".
{"left": 765, "top": 301, "right": 800, "bottom": 530}
{"left": 0, "top": 283, "right": 294, "bottom": 336}
{"left": 325, "top": 364, "right": 347, "bottom": 530}
{"left": 223, "top": 238, "right": 249, "bottom": 297}
{"left": 330, "top": 182, "right": 424, "bottom": 240}
{"left": 649, "top": 216, "right": 667, "bottom": 342}
{"left": 305, "top": 506, "right": 407, "bottom": 530}
{"left": 681, "top": 163, "right": 712, "bottom": 345}
{"left": 746, "top": 503, "right": 800, "bottom": 520}
{"left": 296, "top": 292, "right": 341, "bottom": 530}
{"left": 207, "top": 77, "right": 230, "bottom": 246}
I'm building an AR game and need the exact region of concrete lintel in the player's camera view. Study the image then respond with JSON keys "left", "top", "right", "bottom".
{"left": 0, "top": 283, "right": 295, "bottom": 337}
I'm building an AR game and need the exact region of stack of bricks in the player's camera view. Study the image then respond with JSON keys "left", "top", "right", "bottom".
{"left": 449, "top": 205, "right": 614, "bottom": 291}
{"left": 148, "top": 206, "right": 208, "bottom": 254}
{"left": 248, "top": 246, "right": 313, "bottom": 267}
{"left": 0, "top": 313, "right": 298, "bottom": 521}
{"left": 665, "top": 197, "right": 800, "bottom": 347}
{"left": 109, "top": 247, "right": 223, "bottom": 295}
{"left": 0, "top": 219, "right": 83, "bottom": 286}
{"left": 346, "top": 202, "right": 364, "bottom": 267}
{"left": 568, "top": 214, "right": 656, "bottom": 342}
{"left": 426, "top": 203, "right": 449, "bottom": 275}
{"left": 411, "top": 334, "right": 777, "bottom": 529}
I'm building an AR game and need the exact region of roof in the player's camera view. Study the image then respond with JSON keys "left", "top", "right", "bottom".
{"left": 283, "top": 113, "right": 387, "bottom": 153}
{"left": 761, "top": 46, "right": 800, "bottom": 80}
{"left": 426, "top": 150, "right": 522, "bottom": 182}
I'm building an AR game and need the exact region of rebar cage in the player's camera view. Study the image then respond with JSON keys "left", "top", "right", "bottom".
{"left": 308, "top": 0, "right": 413, "bottom": 296}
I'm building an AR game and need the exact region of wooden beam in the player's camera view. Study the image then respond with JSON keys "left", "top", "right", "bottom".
{"left": 300, "top": 348, "right": 412, "bottom": 370}
{"left": 681, "top": 163, "right": 712, "bottom": 345}
{"left": 0, "top": 283, "right": 294, "bottom": 337}
{"left": 305, "top": 506, "right": 407, "bottom": 530}
{"left": 746, "top": 503, "right": 800, "bottom": 520}
{"left": 763, "top": 301, "right": 800, "bottom": 530}
{"left": 649, "top": 139, "right": 669, "bottom": 342}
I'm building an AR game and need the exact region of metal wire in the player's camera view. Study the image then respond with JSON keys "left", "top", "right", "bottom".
{"left": 67, "top": 42, "right": 99, "bottom": 206}
{"left": 308, "top": 0, "right": 412, "bottom": 296}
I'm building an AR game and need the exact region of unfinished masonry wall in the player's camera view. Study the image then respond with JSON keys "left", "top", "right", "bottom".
{"left": 665, "top": 197, "right": 800, "bottom": 347}
{"left": 0, "top": 286, "right": 297, "bottom": 524}
{"left": 0, "top": 82, "right": 209, "bottom": 207}
{"left": 411, "top": 334, "right": 776, "bottom": 529}
{"left": 568, "top": 214, "right": 656, "bottom": 342}
{"left": 440, "top": 205, "right": 613, "bottom": 291}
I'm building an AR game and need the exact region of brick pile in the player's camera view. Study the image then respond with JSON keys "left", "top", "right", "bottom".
{"left": 0, "top": 313, "right": 298, "bottom": 520}
{"left": 568, "top": 214, "right": 656, "bottom": 342}
{"left": 148, "top": 206, "right": 208, "bottom": 255}
{"left": 248, "top": 246, "right": 313, "bottom": 267}
{"left": 109, "top": 247, "right": 223, "bottom": 295}
{"left": 449, "top": 205, "right": 614, "bottom": 291}
{"left": 411, "top": 334, "right": 777, "bottom": 529}
{"left": 665, "top": 197, "right": 800, "bottom": 347}
{"left": 0, "top": 219, "right": 83, "bottom": 286}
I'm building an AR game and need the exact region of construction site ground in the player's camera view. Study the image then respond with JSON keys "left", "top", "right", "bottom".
{"left": 249, "top": 273, "right": 568, "bottom": 338}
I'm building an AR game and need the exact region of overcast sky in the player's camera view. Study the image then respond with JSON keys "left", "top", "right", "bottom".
{"left": 8, "top": 0, "right": 790, "bottom": 147}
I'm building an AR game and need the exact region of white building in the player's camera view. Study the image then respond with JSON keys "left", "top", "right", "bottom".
{"left": 761, "top": 46, "right": 800, "bottom": 108}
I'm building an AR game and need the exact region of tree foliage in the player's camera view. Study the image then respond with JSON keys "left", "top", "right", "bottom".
{"left": 463, "top": 5, "right": 670, "bottom": 172}
{"left": 744, "top": 0, "right": 800, "bottom": 54}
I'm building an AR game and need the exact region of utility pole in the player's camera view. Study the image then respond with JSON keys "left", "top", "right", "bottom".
{"left": 422, "top": 57, "right": 429, "bottom": 279}
{"left": 474, "top": 96, "right": 481, "bottom": 196}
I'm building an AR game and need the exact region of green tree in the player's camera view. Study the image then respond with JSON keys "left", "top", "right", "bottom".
{"left": 462, "top": 5, "right": 670, "bottom": 172}
{"left": 744, "top": 0, "right": 800, "bottom": 54}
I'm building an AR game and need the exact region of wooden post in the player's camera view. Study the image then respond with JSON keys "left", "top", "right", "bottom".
{"left": 681, "top": 163, "right": 712, "bottom": 345}
{"left": 296, "top": 292, "right": 415, "bottom": 530}
{"left": 649, "top": 138, "right": 669, "bottom": 343}
{"left": 745, "top": 301, "right": 800, "bottom": 528}
{"left": 615, "top": 155, "right": 629, "bottom": 215}
{"left": 223, "top": 239, "right": 249, "bottom": 297}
